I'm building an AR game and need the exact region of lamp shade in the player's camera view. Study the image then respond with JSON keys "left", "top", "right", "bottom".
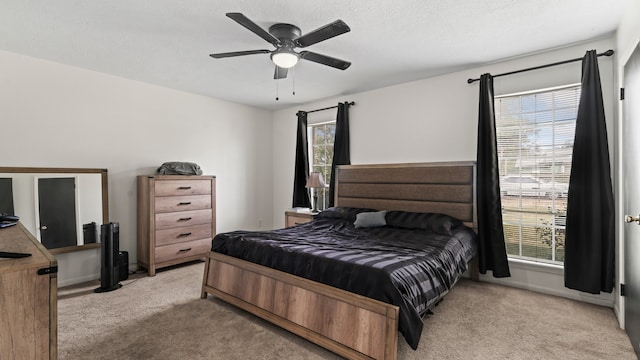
{"left": 305, "top": 172, "right": 326, "bottom": 188}
{"left": 271, "top": 49, "right": 299, "bottom": 68}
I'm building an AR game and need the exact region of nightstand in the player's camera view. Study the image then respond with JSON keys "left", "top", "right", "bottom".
{"left": 285, "top": 209, "right": 315, "bottom": 227}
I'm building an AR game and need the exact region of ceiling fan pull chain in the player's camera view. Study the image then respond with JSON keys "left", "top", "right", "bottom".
{"left": 292, "top": 67, "right": 296, "bottom": 96}
{"left": 276, "top": 79, "right": 279, "bottom": 101}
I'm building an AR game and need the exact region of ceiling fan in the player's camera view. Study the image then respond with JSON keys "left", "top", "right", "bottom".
{"left": 210, "top": 13, "right": 351, "bottom": 79}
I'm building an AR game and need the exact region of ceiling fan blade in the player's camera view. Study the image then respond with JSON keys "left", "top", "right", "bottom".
{"left": 209, "top": 49, "right": 271, "bottom": 58}
{"left": 294, "top": 20, "right": 350, "bottom": 48}
{"left": 274, "top": 66, "right": 288, "bottom": 79}
{"left": 299, "top": 51, "right": 351, "bottom": 70}
{"left": 226, "top": 13, "right": 280, "bottom": 47}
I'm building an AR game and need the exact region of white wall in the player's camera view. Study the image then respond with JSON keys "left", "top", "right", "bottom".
{"left": 0, "top": 50, "right": 273, "bottom": 286}
{"left": 617, "top": 0, "right": 640, "bottom": 62}
{"left": 272, "top": 37, "right": 616, "bottom": 306}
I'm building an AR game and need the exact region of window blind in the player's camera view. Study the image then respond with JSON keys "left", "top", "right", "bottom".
{"left": 495, "top": 84, "right": 580, "bottom": 264}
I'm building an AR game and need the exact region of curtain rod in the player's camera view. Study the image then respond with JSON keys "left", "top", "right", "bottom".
{"left": 466, "top": 49, "right": 614, "bottom": 84}
{"left": 298, "top": 101, "right": 355, "bottom": 115}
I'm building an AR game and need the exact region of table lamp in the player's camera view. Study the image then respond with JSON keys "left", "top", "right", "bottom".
{"left": 305, "top": 172, "right": 326, "bottom": 213}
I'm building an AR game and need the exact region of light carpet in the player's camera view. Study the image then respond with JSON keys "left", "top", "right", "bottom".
{"left": 58, "top": 262, "right": 636, "bottom": 359}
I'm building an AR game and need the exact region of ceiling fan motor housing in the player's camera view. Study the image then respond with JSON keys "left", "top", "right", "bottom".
{"left": 268, "top": 23, "right": 301, "bottom": 43}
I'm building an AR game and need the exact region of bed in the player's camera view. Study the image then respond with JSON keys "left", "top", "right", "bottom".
{"left": 201, "top": 162, "right": 478, "bottom": 360}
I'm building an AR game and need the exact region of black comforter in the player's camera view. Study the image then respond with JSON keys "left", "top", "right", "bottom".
{"left": 211, "top": 207, "right": 477, "bottom": 349}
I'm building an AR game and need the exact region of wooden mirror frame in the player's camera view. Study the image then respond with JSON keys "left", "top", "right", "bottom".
{"left": 0, "top": 167, "right": 108, "bottom": 254}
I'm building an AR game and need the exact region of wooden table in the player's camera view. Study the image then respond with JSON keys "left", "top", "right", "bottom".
{"left": 0, "top": 222, "right": 58, "bottom": 360}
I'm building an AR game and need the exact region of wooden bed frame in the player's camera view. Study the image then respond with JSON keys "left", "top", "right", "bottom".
{"left": 201, "top": 161, "right": 477, "bottom": 360}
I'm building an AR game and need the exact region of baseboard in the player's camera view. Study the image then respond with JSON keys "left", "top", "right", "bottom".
{"left": 478, "top": 259, "right": 614, "bottom": 308}
{"left": 480, "top": 275, "right": 614, "bottom": 307}
{"left": 614, "top": 301, "right": 624, "bottom": 329}
{"left": 57, "top": 264, "right": 138, "bottom": 288}
{"left": 58, "top": 273, "right": 99, "bottom": 288}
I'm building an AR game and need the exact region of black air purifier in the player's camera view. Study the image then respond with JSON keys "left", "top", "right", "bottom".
{"left": 95, "top": 222, "right": 123, "bottom": 293}
{"left": 83, "top": 222, "right": 97, "bottom": 244}
{"left": 117, "top": 250, "right": 129, "bottom": 282}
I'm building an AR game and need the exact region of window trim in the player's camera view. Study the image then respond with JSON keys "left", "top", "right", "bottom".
{"left": 495, "top": 83, "right": 580, "bottom": 265}
{"left": 495, "top": 82, "right": 581, "bottom": 99}
{"left": 307, "top": 120, "right": 336, "bottom": 211}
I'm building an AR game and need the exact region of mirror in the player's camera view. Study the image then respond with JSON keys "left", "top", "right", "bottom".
{"left": 0, "top": 167, "right": 108, "bottom": 254}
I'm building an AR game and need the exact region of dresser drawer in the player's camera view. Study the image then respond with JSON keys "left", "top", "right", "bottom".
{"left": 154, "top": 238, "right": 211, "bottom": 264}
{"left": 155, "top": 209, "right": 212, "bottom": 230}
{"left": 155, "top": 223, "right": 212, "bottom": 247}
{"left": 154, "top": 195, "right": 211, "bottom": 213}
{"left": 154, "top": 180, "right": 212, "bottom": 196}
{"left": 286, "top": 215, "right": 312, "bottom": 227}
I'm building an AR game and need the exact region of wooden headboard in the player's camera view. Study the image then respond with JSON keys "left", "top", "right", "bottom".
{"left": 334, "top": 161, "right": 477, "bottom": 231}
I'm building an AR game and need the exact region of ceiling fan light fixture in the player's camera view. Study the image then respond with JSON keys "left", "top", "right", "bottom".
{"left": 271, "top": 49, "right": 299, "bottom": 68}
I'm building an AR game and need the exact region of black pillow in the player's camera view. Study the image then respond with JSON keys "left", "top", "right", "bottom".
{"left": 385, "top": 211, "right": 463, "bottom": 235}
{"left": 316, "top": 207, "right": 376, "bottom": 222}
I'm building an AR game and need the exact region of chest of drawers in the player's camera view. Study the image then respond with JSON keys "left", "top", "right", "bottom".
{"left": 137, "top": 175, "right": 216, "bottom": 276}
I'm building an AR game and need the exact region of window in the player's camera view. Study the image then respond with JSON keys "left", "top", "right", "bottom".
{"left": 496, "top": 84, "right": 580, "bottom": 264}
{"left": 308, "top": 121, "right": 335, "bottom": 210}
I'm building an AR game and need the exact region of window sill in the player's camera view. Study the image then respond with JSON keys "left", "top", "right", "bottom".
{"left": 507, "top": 257, "right": 563, "bottom": 275}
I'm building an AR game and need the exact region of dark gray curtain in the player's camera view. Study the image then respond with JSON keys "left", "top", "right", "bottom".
{"left": 564, "top": 50, "right": 615, "bottom": 294}
{"left": 292, "top": 111, "right": 311, "bottom": 208}
{"left": 328, "top": 102, "right": 351, "bottom": 207}
{"left": 476, "top": 73, "right": 511, "bottom": 278}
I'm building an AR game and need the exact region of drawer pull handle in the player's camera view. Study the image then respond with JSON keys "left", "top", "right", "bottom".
{"left": 178, "top": 232, "right": 192, "bottom": 237}
{"left": 178, "top": 202, "right": 192, "bottom": 206}
{"left": 178, "top": 217, "right": 192, "bottom": 221}
{"left": 178, "top": 186, "right": 192, "bottom": 190}
{"left": 178, "top": 247, "right": 192, "bottom": 253}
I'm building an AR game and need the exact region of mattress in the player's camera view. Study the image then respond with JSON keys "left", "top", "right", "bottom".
{"left": 211, "top": 207, "right": 477, "bottom": 349}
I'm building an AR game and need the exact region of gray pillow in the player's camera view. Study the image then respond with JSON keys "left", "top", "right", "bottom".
{"left": 354, "top": 211, "right": 387, "bottom": 228}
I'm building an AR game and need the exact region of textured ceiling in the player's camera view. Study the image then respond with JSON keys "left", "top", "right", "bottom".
{"left": 0, "top": 0, "right": 627, "bottom": 110}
